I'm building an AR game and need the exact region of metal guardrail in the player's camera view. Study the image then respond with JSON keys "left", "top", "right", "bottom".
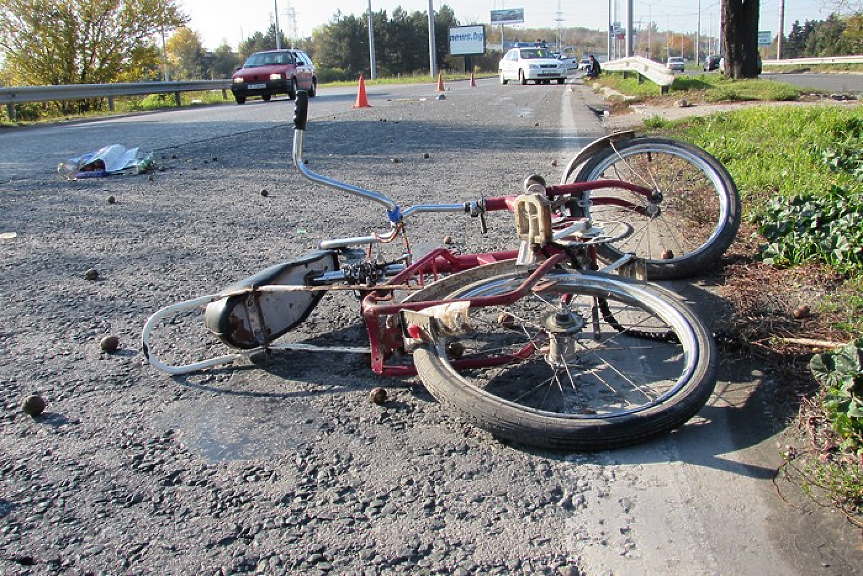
{"left": 0, "top": 79, "right": 233, "bottom": 121}
{"left": 763, "top": 55, "right": 863, "bottom": 66}
{"left": 601, "top": 56, "right": 676, "bottom": 93}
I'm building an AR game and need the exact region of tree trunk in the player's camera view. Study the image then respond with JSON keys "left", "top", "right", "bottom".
{"left": 721, "top": 0, "right": 760, "bottom": 78}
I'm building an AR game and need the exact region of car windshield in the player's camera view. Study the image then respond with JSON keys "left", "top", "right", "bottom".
{"left": 243, "top": 52, "right": 292, "bottom": 68}
{"left": 519, "top": 48, "right": 553, "bottom": 59}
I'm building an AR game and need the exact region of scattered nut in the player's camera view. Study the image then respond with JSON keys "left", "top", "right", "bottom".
{"left": 498, "top": 312, "right": 517, "bottom": 330}
{"left": 260, "top": 189, "right": 269, "bottom": 197}
{"left": 422, "top": 152, "right": 430, "bottom": 159}
{"left": 100, "top": 335, "right": 120, "bottom": 353}
{"left": 21, "top": 394, "right": 46, "bottom": 417}
{"left": 390, "top": 158, "right": 400, "bottom": 164}
{"left": 446, "top": 342, "right": 465, "bottom": 359}
{"left": 660, "top": 249, "right": 675, "bottom": 260}
{"left": 551, "top": 159, "right": 558, "bottom": 167}
{"left": 369, "top": 387, "right": 387, "bottom": 405}
{"left": 443, "top": 236, "right": 454, "bottom": 245}
{"left": 107, "top": 196, "right": 116, "bottom": 204}
{"left": 793, "top": 305, "right": 811, "bottom": 319}
{"left": 84, "top": 268, "right": 99, "bottom": 281}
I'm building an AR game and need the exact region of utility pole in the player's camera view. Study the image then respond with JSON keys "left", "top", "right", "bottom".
{"left": 696, "top": 0, "right": 701, "bottom": 65}
{"left": 777, "top": 0, "right": 785, "bottom": 59}
{"left": 367, "top": 0, "right": 377, "bottom": 79}
{"left": 625, "top": 0, "right": 634, "bottom": 57}
{"left": 274, "top": 0, "right": 281, "bottom": 50}
{"left": 428, "top": 0, "right": 437, "bottom": 78}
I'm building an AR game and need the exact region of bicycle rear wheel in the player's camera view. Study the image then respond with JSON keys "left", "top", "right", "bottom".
{"left": 412, "top": 266, "right": 716, "bottom": 450}
{"left": 565, "top": 137, "right": 741, "bottom": 280}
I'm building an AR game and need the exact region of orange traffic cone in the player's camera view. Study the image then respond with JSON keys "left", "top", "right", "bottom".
{"left": 436, "top": 71, "right": 445, "bottom": 92}
{"left": 469, "top": 72, "right": 476, "bottom": 88}
{"left": 354, "top": 73, "right": 371, "bottom": 108}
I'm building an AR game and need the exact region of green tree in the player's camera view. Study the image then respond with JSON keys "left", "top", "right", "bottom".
{"left": 207, "top": 42, "right": 240, "bottom": 79}
{"left": 0, "top": 0, "right": 187, "bottom": 89}
{"left": 784, "top": 20, "right": 810, "bottom": 58}
{"left": 238, "top": 24, "right": 289, "bottom": 60}
{"left": 311, "top": 11, "right": 370, "bottom": 76}
{"left": 434, "top": 5, "right": 460, "bottom": 70}
{"left": 841, "top": 13, "right": 863, "bottom": 53}
{"left": 382, "top": 8, "right": 425, "bottom": 75}
{"left": 166, "top": 26, "right": 204, "bottom": 80}
{"left": 807, "top": 14, "right": 848, "bottom": 55}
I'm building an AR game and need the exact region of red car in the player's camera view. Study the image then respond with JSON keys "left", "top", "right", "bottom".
{"left": 231, "top": 49, "right": 317, "bottom": 105}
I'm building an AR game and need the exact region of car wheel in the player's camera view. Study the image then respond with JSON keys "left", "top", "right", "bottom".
{"left": 499, "top": 71, "right": 508, "bottom": 85}
{"left": 518, "top": 69, "right": 526, "bottom": 85}
{"left": 261, "top": 94, "right": 272, "bottom": 102}
{"left": 235, "top": 96, "right": 246, "bottom": 105}
{"left": 287, "top": 78, "right": 298, "bottom": 100}
{"left": 308, "top": 78, "right": 317, "bottom": 97}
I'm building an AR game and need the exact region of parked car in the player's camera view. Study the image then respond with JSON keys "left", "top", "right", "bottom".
{"left": 579, "top": 57, "right": 592, "bottom": 71}
{"left": 703, "top": 54, "right": 721, "bottom": 71}
{"left": 666, "top": 57, "right": 685, "bottom": 72}
{"left": 499, "top": 47, "right": 567, "bottom": 85}
{"left": 231, "top": 49, "right": 317, "bottom": 105}
{"left": 555, "top": 52, "right": 580, "bottom": 76}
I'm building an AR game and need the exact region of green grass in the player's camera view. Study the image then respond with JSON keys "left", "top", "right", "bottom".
{"left": 621, "top": 82, "right": 863, "bottom": 518}
{"left": 599, "top": 70, "right": 807, "bottom": 101}
{"left": 670, "top": 105, "right": 862, "bottom": 204}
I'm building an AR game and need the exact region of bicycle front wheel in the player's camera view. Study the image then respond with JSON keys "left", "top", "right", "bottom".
{"left": 565, "top": 137, "right": 741, "bottom": 280}
{"left": 412, "top": 267, "right": 716, "bottom": 450}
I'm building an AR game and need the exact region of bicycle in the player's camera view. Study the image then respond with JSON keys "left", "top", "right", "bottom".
{"left": 142, "top": 91, "right": 741, "bottom": 450}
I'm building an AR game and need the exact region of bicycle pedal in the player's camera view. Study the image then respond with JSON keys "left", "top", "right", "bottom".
{"left": 619, "top": 256, "right": 648, "bottom": 280}
{"left": 514, "top": 193, "right": 553, "bottom": 267}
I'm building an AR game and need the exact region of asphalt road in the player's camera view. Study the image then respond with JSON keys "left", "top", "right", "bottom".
{"left": 1, "top": 78, "right": 860, "bottom": 575}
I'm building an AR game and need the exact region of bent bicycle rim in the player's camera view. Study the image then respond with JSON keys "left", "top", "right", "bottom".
{"left": 413, "top": 269, "right": 717, "bottom": 450}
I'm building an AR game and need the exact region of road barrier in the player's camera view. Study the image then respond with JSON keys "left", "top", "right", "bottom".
{"left": 601, "top": 56, "right": 676, "bottom": 93}
{"left": 763, "top": 55, "right": 863, "bottom": 66}
{"left": 0, "top": 79, "right": 232, "bottom": 121}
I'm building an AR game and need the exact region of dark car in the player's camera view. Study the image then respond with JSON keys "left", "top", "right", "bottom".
{"left": 703, "top": 55, "right": 721, "bottom": 71}
{"left": 231, "top": 49, "right": 317, "bottom": 105}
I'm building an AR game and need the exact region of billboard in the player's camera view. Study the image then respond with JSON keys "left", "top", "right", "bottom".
{"left": 490, "top": 8, "right": 524, "bottom": 25}
{"left": 449, "top": 25, "right": 486, "bottom": 56}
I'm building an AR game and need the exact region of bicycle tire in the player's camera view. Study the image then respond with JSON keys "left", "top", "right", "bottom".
{"left": 565, "top": 137, "right": 741, "bottom": 280}
{"left": 411, "top": 264, "right": 717, "bottom": 450}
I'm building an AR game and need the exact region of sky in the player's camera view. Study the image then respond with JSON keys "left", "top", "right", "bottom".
{"left": 178, "top": 0, "right": 833, "bottom": 51}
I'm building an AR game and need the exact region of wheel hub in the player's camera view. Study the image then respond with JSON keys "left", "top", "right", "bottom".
{"left": 543, "top": 305, "right": 585, "bottom": 368}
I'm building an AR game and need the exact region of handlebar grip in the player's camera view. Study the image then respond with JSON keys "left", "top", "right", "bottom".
{"left": 293, "top": 91, "right": 309, "bottom": 130}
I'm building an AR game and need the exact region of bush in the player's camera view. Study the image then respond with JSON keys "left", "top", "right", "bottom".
{"left": 811, "top": 338, "right": 863, "bottom": 452}
{"left": 316, "top": 67, "right": 354, "bottom": 84}
{"left": 755, "top": 186, "right": 863, "bottom": 273}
